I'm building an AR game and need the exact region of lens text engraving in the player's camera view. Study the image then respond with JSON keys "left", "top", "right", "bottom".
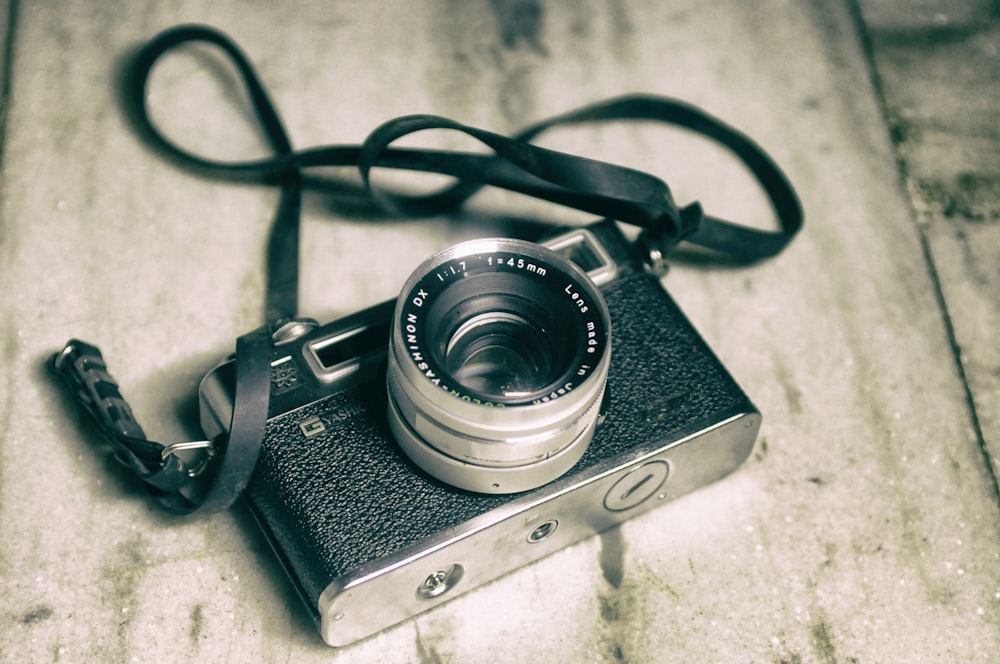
{"left": 488, "top": 256, "right": 547, "bottom": 276}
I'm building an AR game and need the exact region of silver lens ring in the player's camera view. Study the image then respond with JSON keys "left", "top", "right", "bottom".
{"left": 387, "top": 237, "right": 612, "bottom": 494}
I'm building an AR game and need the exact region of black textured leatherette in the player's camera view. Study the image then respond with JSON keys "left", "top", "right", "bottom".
{"left": 246, "top": 223, "right": 754, "bottom": 605}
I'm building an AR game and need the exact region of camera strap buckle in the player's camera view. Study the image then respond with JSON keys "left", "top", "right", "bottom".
{"left": 49, "top": 327, "right": 273, "bottom": 515}
{"left": 48, "top": 339, "right": 198, "bottom": 495}
{"left": 160, "top": 440, "right": 216, "bottom": 478}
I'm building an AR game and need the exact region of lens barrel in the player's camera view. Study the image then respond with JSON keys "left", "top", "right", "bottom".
{"left": 387, "top": 237, "right": 612, "bottom": 494}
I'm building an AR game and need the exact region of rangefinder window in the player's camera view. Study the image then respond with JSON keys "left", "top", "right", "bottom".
{"left": 541, "top": 228, "right": 617, "bottom": 286}
{"left": 555, "top": 238, "right": 601, "bottom": 272}
{"left": 309, "top": 319, "right": 391, "bottom": 372}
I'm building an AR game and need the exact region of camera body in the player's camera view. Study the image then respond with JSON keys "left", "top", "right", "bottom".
{"left": 199, "top": 219, "right": 760, "bottom": 647}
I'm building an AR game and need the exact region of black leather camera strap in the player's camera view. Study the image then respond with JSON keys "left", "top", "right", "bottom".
{"left": 126, "top": 24, "right": 802, "bottom": 318}
{"left": 50, "top": 23, "right": 802, "bottom": 515}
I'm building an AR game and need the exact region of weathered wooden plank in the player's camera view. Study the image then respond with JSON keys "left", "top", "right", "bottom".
{"left": 858, "top": 0, "right": 1000, "bottom": 529}
{"left": 1, "top": 1, "right": 998, "bottom": 662}
{"left": 0, "top": 0, "right": 12, "bottom": 156}
{"left": 925, "top": 220, "right": 1000, "bottom": 485}
{"left": 858, "top": 0, "right": 1000, "bottom": 221}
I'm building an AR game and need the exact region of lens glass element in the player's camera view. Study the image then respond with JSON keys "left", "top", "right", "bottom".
{"left": 444, "top": 311, "right": 554, "bottom": 399}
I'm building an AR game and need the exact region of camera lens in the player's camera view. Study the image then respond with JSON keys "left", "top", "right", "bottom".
{"left": 387, "top": 237, "right": 611, "bottom": 494}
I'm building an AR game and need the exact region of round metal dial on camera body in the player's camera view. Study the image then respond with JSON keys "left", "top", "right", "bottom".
{"left": 603, "top": 460, "right": 670, "bottom": 512}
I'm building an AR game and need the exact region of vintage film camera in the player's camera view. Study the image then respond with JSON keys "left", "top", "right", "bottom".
{"left": 199, "top": 219, "right": 760, "bottom": 646}
{"left": 43, "top": 27, "right": 798, "bottom": 650}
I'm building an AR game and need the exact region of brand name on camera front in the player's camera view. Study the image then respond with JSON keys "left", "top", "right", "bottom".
{"left": 299, "top": 403, "right": 368, "bottom": 437}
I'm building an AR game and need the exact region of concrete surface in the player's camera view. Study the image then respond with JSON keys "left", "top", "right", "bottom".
{"left": 1, "top": 1, "right": 998, "bottom": 662}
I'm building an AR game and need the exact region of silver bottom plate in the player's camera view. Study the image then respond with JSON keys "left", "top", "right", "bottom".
{"left": 316, "top": 410, "right": 760, "bottom": 647}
